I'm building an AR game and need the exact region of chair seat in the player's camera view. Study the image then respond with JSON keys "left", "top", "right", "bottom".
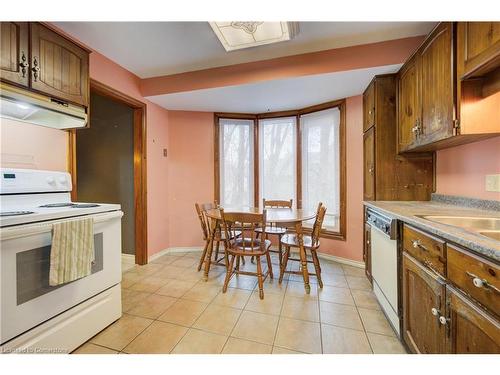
{"left": 281, "top": 233, "right": 319, "bottom": 249}
{"left": 254, "top": 226, "right": 287, "bottom": 235}
{"left": 232, "top": 238, "right": 271, "bottom": 253}
{"left": 217, "top": 230, "right": 242, "bottom": 240}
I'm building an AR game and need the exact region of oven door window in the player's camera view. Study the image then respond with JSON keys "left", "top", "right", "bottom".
{"left": 16, "top": 233, "right": 104, "bottom": 305}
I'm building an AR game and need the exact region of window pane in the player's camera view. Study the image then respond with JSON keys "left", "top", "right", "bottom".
{"left": 219, "top": 118, "right": 254, "bottom": 207}
{"left": 259, "top": 117, "right": 296, "bottom": 205}
{"left": 301, "top": 107, "right": 340, "bottom": 231}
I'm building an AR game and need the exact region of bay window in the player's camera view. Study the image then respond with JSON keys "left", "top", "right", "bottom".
{"left": 215, "top": 99, "right": 345, "bottom": 239}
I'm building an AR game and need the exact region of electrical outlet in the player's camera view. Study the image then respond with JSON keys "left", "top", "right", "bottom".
{"left": 485, "top": 174, "right": 500, "bottom": 192}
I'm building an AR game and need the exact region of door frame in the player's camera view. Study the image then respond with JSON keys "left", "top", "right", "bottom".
{"left": 68, "top": 79, "right": 148, "bottom": 265}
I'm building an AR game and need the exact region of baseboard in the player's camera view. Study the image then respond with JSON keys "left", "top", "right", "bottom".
{"left": 148, "top": 246, "right": 203, "bottom": 262}
{"left": 147, "top": 246, "right": 364, "bottom": 269}
{"left": 317, "top": 253, "right": 365, "bottom": 269}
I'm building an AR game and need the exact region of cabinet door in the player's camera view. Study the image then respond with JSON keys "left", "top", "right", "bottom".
{"left": 363, "top": 223, "right": 372, "bottom": 282}
{"left": 402, "top": 253, "right": 447, "bottom": 353}
{"left": 397, "top": 55, "right": 419, "bottom": 152}
{"left": 0, "top": 22, "right": 29, "bottom": 87}
{"left": 458, "top": 22, "right": 500, "bottom": 78}
{"left": 446, "top": 286, "right": 500, "bottom": 354}
{"left": 419, "top": 22, "right": 455, "bottom": 145}
{"left": 363, "top": 81, "right": 375, "bottom": 132}
{"left": 363, "top": 127, "right": 375, "bottom": 200}
{"left": 30, "top": 23, "right": 89, "bottom": 106}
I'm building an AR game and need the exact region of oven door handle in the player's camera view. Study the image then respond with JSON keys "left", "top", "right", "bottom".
{"left": 0, "top": 211, "right": 123, "bottom": 240}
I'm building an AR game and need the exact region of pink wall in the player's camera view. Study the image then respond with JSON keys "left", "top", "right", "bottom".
{"left": 89, "top": 52, "right": 171, "bottom": 255}
{"left": 166, "top": 96, "right": 365, "bottom": 261}
{"left": 166, "top": 111, "right": 214, "bottom": 247}
{"left": 0, "top": 118, "right": 67, "bottom": 171}
{"left": 436, "top": 136, "right": 500, "bottom": 201}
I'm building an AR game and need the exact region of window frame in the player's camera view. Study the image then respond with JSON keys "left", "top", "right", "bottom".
{"left": 214, "top": 99, "right": 346, "bottom": 241}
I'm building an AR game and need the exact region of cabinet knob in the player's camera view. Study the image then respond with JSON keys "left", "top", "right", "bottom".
{"left": 431, "top": 307, "right": 439, "bottom": 316}
{"left": 32, "top": 56, "right": 40, "bottom": 82}
{"left": 19, "top": 51, "right": 28, "bottom": 78}
{"left": 466, "top": 271, "right": 500, "bottom": 294}
{"left": 412, "top": 239, "right": 428, "bottom": 252}
{"left": 439, "top": 316, "right": 449, "bottom": 325}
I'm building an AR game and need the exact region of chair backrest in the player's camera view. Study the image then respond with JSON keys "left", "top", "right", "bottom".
{"left": 311, "top": 202, "right": 327, "bottom": 246}
{"left": 220, "top": 209, "right": 267, "bottom": 252}
{"left": 262, "top": 198, "right": 293, "bottom": 208}
{"left": 195, "top": 202, "right": 216, "bottom": 240}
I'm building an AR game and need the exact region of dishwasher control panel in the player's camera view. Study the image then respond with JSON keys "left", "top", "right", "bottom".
{"left": 366, "top": 208, "right": 397, "bottom": 239}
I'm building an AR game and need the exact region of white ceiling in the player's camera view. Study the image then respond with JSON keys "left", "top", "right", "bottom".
{"left": 54, "top": 22, "right": 434, "bottom": 78}
{"left": 146, "top": 64, "right": 402, "bottom": 113}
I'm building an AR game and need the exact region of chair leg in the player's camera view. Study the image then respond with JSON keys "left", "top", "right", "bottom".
{"left": 265, "top": 250, "right": 273, "bottom": 279}
{"left": 311, "top": 250, "right": 323, "bottom": 288}
{"left": 214, "top": 240, "right": 221, "bottom": 262}
{"left": 256, "top": 256, "right": 264, "bottom": 299}
{"left": 197, "top": 240, "right": 209, "bottom": 271}
{"left": 278, "top": 235, "right": 283, "bottom": 269}
{"left": 223, "top": 254, "right": 235, "bottom": 293}
{"left": 279, "top": 246, "right": 290, "bottom": 284}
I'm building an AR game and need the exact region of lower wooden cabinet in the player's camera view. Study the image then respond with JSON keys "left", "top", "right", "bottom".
{"left": 402, "top": 251, "right": 500, "bottom": 354}
{"left": 402, "top": 253, "right": 447, "bottom": 353}
{"left": 446, "top": 286, "right": 500, "bottom": 354}
{"left": 363, "top": 223, "right": 372, "bottom": 282}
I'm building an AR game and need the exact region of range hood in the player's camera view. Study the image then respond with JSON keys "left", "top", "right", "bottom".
{"left": 0, "top": 83, "right": 87, "bottom": 129}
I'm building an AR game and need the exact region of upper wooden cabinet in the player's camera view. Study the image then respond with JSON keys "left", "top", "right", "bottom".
{"left": 0, "top": 22, "right": 29, "bottom": 87}
{"left": 0, "top": 22, "right": 90, "bottom": 108}
{"left": 458, "top": 22, "right": 500, "bottom": 78}
{"left": 363, "top": 82, "right": 375, "bottom": 132}
{"left": 363, "top": 75, "right": 434, "bottom": 201}
{"left": 397, "top": 22, "right": 500, "bottom": 153}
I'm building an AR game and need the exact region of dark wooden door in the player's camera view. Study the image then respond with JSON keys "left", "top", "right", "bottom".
{"left": 397, "top": 55, "right": 419, "bottom": 152}
{"left": 402, "top": 253, "right": 447, "bottom": 354}
{"left": 418, "top": 22, "right": 455, "bottom": 146}
{"left": 0, "top": 22, "right": 29, "bottom": 87}
{"left": 30, "top": 23, "right": 89, "bottom": 106}
{"left": 363, "top": 223, "right": 372, "bottom": 282}
{"left": 446, "top": 286, "right": 500, "bottom": 354}
{"left": 363, "top": 127, "right": 375, "bottom": 200}
{"left": 363, "top": 81, "right": 375, "bottom": 132}
{"left": 458, "top": 22, "right": 500, "bottom": 78}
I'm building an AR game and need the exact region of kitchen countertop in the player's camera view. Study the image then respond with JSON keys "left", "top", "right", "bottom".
{"left": 364, "top": 200, "right": 500, "bottom": 262}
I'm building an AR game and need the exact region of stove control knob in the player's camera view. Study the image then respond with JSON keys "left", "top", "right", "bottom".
{"left": 46, "top": 177, "right": 56, "bottom": 185}
{"left": 58, "top": 177, "right": 68, "bottom": 185}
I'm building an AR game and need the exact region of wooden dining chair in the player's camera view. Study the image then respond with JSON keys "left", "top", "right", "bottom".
{"left": 195, "top": 202, "right": 241, "bottom": 273}
{"left": 279, "top": 202, "right": 327, "bottom": 288}
{"left": 220, "top": 209, "right": 273, "bottom": 299}
{"left": 254, "top": 199, "right": 293, "bottom": 269}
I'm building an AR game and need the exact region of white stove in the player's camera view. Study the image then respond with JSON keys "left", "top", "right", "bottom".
{"left": 0, "top": 168, "right": 123, "bottom": 354}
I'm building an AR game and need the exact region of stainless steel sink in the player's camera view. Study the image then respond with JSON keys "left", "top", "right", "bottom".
{"left": 416, "top": 215, "right": 500, "bottom": 241}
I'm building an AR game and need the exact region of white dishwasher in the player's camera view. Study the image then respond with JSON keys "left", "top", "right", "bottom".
{"left": 366, "top": 208, "right": 400, "bottom": 337}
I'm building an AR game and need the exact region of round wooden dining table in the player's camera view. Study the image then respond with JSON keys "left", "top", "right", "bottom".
{"left": 203, "top": 206, "right": 317, "bottom": 293}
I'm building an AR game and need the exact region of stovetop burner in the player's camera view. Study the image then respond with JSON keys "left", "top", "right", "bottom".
{"left": 0, "top": 211, "right": 35, "bottom": 217}
{"left": 39, "top": 203, "right": 101, "bottom": 208}
{"left": 39, "top": 203, "right": 75, "bottom": 208}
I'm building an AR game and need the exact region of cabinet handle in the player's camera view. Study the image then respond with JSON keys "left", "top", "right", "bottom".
{"left": 32, "top": 56, "right": 40, "bottom": 82}
{"left": 439, "top": 316, "right": 449, "bottom": 326}
{"left": 368, "top": 165, "right": 374, "bottom": 174}
{"left": 19, "top": 51, "right": 28, "bottom": 78}
{"left": 412, "top": 239, "right": 428, "bottom": 252}
{"left": 465, "top": 272, "right": 500, "bottom": 294}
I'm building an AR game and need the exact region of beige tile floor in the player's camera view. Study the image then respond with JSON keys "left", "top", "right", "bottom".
{"left": 73, "top": 250, "right": 407, "bottom": 354}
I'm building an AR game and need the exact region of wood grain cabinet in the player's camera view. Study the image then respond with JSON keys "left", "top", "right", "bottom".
{"left": 0, "top": 22, "right": 90, "bottom": 108}
{"left": 0, "top": 22, "right": 29, "bottom": 87}
{"left": 397, "top": 22, "right": 500, "bottom": 153}
{"left": 401, "top": 224, "right": 500, "bottom": 354}
{"left": 362, "top": 74, "right": 434, "bottom": 201}
{"left": 402, "top": 253, "right": 447, "bottom": 354}
{"left": 457, "top": 22, "right": 500, "bottom": 78}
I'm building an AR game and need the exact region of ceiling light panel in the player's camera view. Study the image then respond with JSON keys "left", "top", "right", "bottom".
{"left": 209, "top": 22, "right": 298, "bottom": 51}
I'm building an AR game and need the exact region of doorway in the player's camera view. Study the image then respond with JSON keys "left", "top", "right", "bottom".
{"left": 69, "top": 79, "right": 148, "bottom": 265}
